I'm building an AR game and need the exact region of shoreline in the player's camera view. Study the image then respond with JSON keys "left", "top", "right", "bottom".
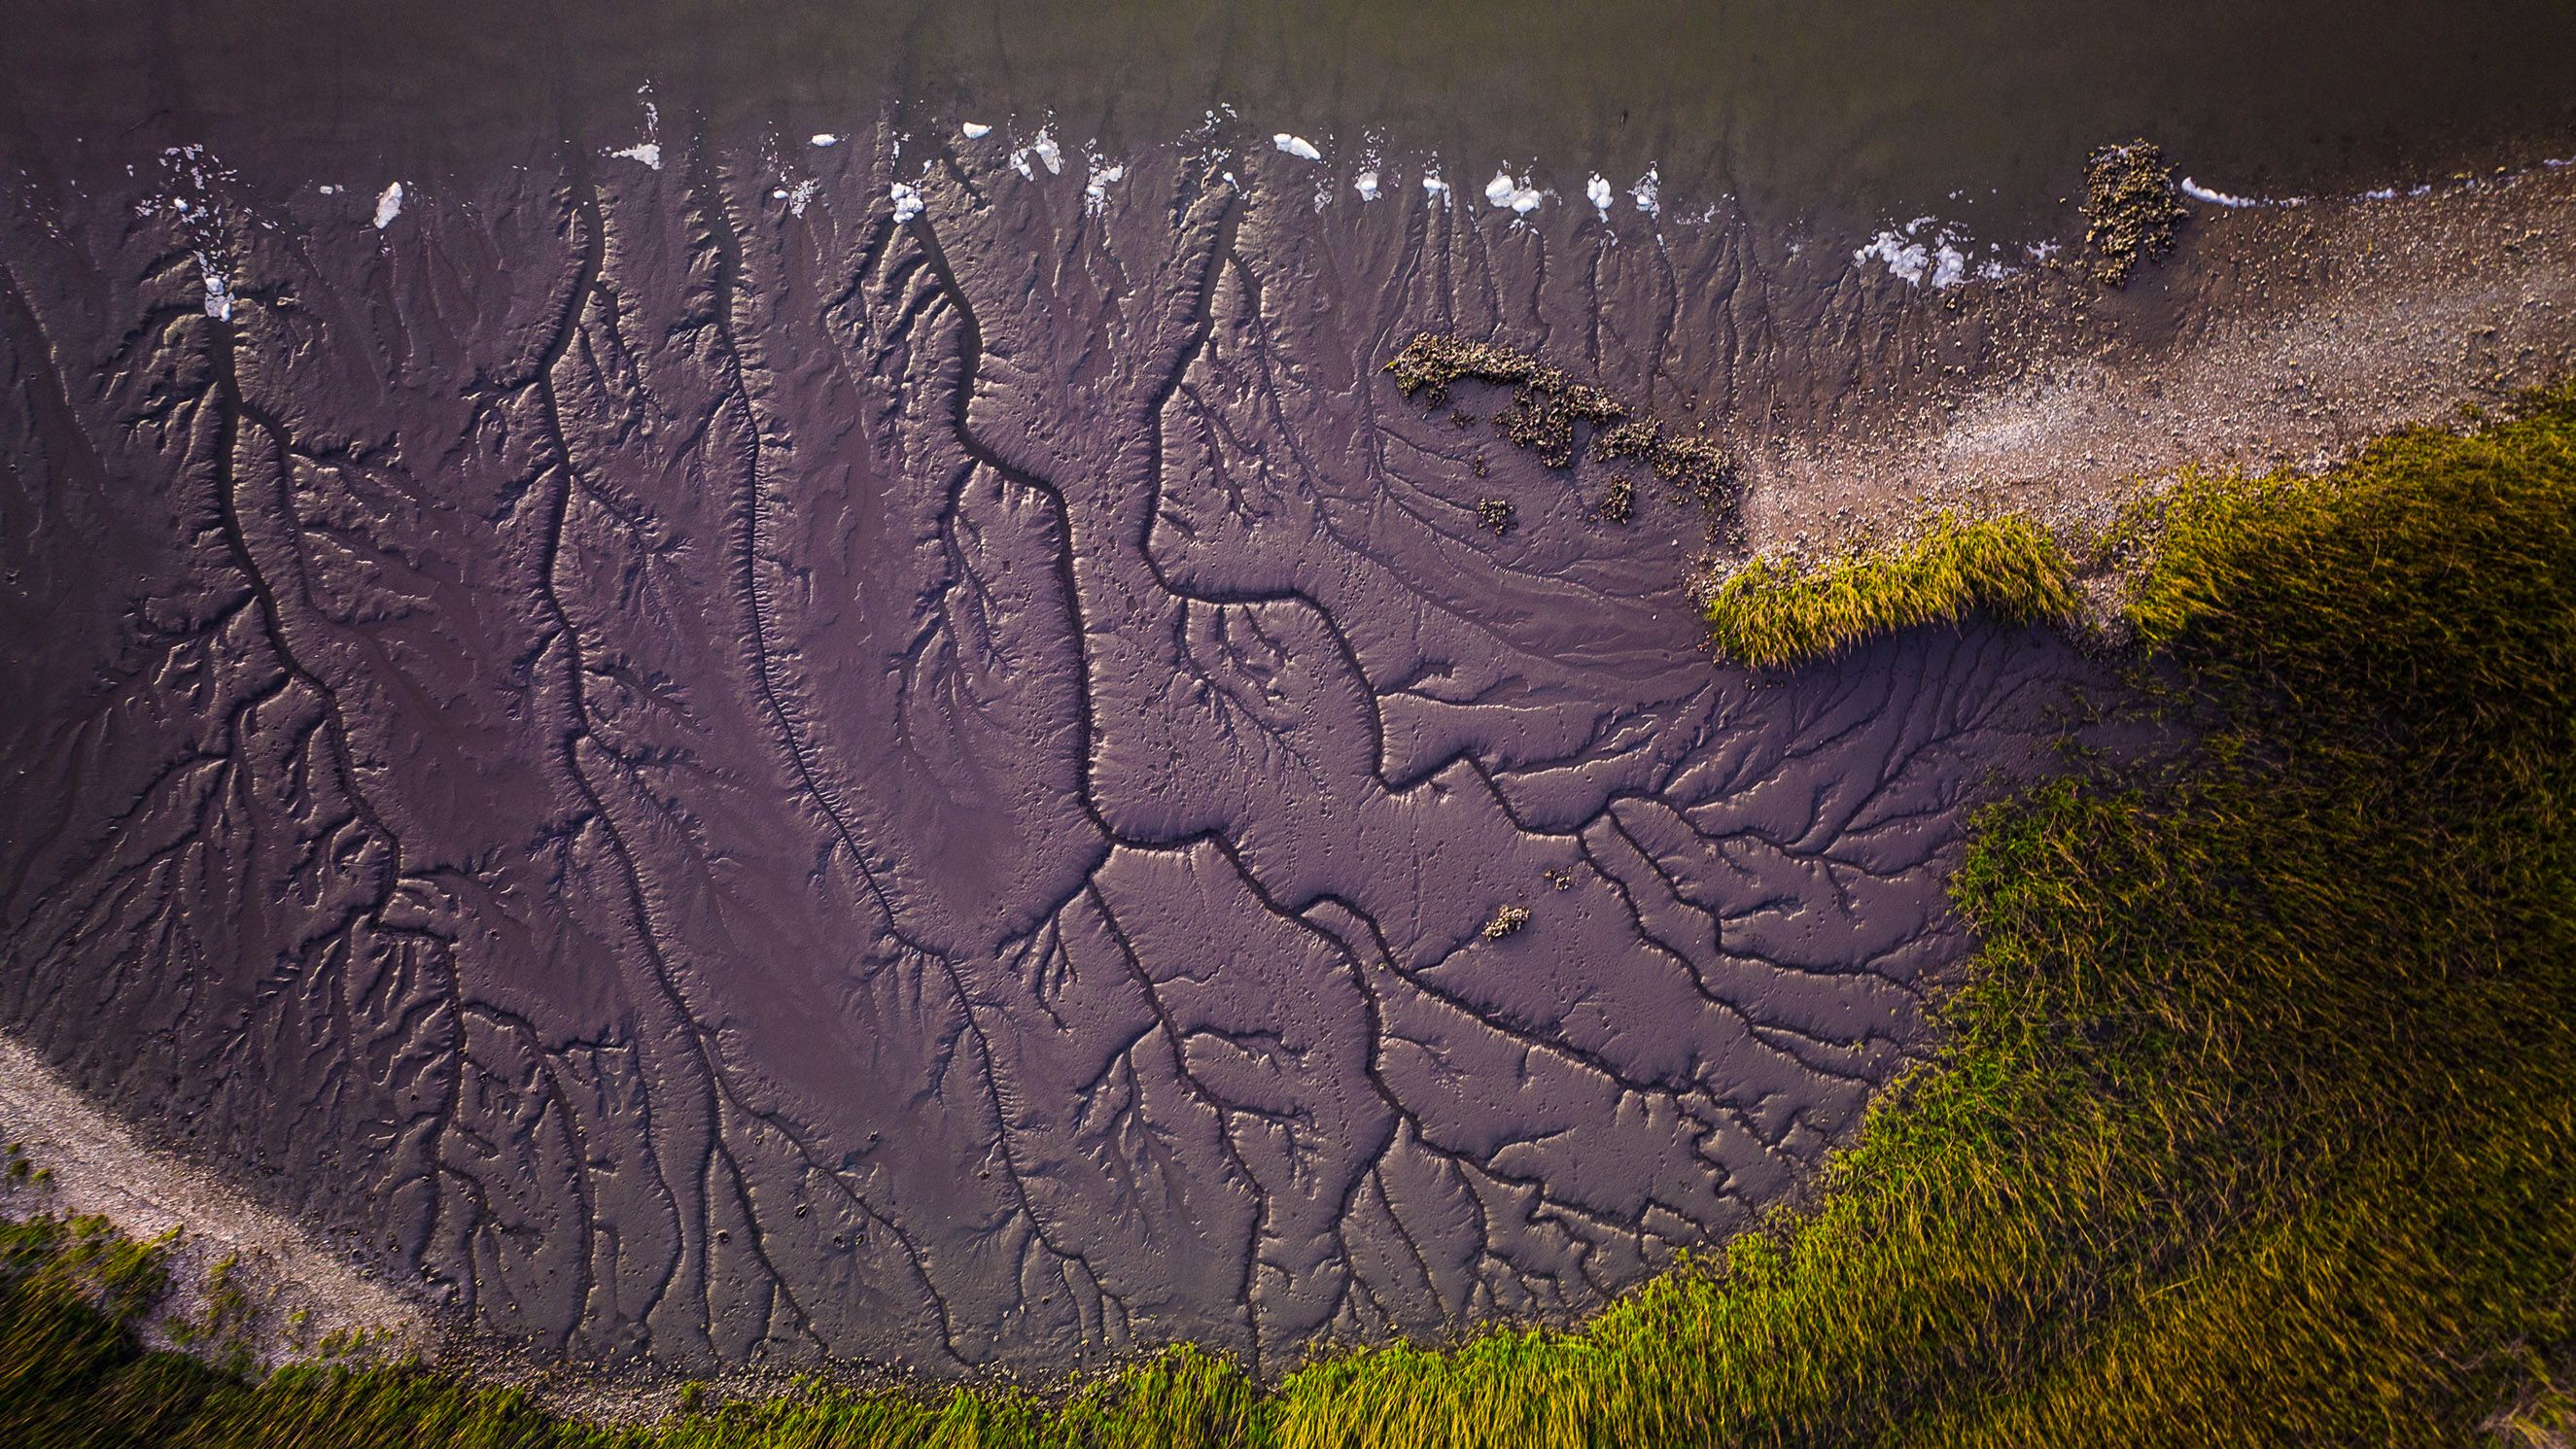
{"left": 1731, "top": 156, "right": 2576, "bottom": 571}
{"left": 0, "top": 1034, "right": 429, "bottom": 1368}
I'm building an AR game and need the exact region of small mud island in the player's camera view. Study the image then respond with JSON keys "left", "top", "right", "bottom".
{"left": 4, "top": 15, "right": 2576, "bottom": 1444}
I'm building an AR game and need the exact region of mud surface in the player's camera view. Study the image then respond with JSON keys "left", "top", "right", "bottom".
{"left": 0, "top": 126, "right": 2121, "bottom": 1381}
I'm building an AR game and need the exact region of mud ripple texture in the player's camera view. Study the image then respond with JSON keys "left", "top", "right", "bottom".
{"left": 0, "top": 137, "right": 2095, "bottom": 1378}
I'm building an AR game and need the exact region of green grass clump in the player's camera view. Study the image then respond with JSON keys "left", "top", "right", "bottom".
{"left": 1705, "top": 513, "right": 2081, "bottom": 668}
{"left": 6, "top": 393, "right": 2576, "bottom": 1446}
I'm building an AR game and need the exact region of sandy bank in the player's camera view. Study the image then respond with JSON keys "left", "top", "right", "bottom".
{"left": 1738, "top": 159, "right": 2576, "bottom": 564}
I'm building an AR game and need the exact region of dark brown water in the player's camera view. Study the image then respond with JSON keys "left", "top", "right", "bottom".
{"left": 9, "top": 0, "right": 2576, "bottom": 231}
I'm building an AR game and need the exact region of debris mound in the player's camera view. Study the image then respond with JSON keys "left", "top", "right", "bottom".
{"left": 2082, "top": 139, "right": 2186, "bottom": 288}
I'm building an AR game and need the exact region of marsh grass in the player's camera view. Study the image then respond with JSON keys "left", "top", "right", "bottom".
{"left": 7, "top": 394, "right": 2576, "bottom": 1446}
{"left": 1704, "top": 513, "right": 2081, "bottom": 669}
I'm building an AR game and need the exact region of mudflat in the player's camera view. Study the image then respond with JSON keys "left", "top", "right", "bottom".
{"left": 3, "top": 0, "right": 2573, "bottom": 1399}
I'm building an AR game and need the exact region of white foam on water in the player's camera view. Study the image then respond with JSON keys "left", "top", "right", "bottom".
{"left": 1191, "top": 105, "right": 1238, "bottom": 167}
{"left": 1585, "top": 172, "right": 1613, "bottom": 219}
{"left": 961, "top": 121, "right": 992, "bottom": 139}
{"left": 2179, "top": 177, "right": 2258, "bottom": 208}
{"left": 811, "top": 133, "right": 840, "bottom": 148}
{"left": 1629, "top": 166, "right": 1660, "bottom": 218}
{"left": 193, "top": 252, "right": 230, "bottom": 321}
{"left": 1348, "top": 131, "right": 1385, "bottom": 203}
{"left": 158, "top": 144, "right": 233, "bottom": 195}
{"left": 1084, "top": 156, "right": 1126, "bottom": 213}
{"left": 1855, "top": 229, "right": 1931, "bottom": 285}
{"left": 1855, "top": 215, "right": 1980, "bottom": 289}
{"left": 889, "top": 180, "right": 924, "bottom": 223}
{"left": 610, "top": 97, "right": 664, "bottom": 170}
{"left": 1485, "top": 167, "right": 1543, "bottom": 214}
{"left": 1010, "top": 126, "right": 1063, "bottom": 179}
{"left": 1272, "top": 133, "right": 1323, "bottom": 162}
{"left": 372, "top": 182, "right": 404, "bottom": 228}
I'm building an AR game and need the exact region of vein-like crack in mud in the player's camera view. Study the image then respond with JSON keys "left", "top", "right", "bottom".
{"left": 0, "top": 139, "right": 2101, "bottom": 1379}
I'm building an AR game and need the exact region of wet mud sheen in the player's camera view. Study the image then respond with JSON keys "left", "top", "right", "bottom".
{"left": 0, "top": 134, "right": 2111, "bottom": 1380}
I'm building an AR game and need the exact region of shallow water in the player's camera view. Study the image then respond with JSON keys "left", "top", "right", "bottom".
{"left": 9, "top": 0, "right": 2576, "bottom": 231}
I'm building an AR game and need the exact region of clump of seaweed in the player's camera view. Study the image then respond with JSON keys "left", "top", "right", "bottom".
{"left": 1481, "top": 904, "right": 1531, "bottom": 940}
{"left": 1596, "top": 418, "right": 1735, "bottom": 511}
{"left": 1382, "top": 334, "right": 1597, "bottom": 455}
{"left": 1384, "top": 333, "right": 1556, "bottom": 406}
{"left": 1597, "top": 475, "right": 1635, "bottom": 523}
{"left": 2082, "top": 138, "right": 2187, "bottom": 287}
{"left": 1476, "top": 498, "right": 1516, "bottom": 535}
{"left": 1386, "top": 332, "right": 1624, "bottom": 468}
{"left": 1705, "top": 512, "right": 2080, "bottom": 668}
{"left": 1385, "top": 332, "right": 1737, "bottom": 522}
{"left": 1490, "top": 382, "right": 1622, "bottom": 469}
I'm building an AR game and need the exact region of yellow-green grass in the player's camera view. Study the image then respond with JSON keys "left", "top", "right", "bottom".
{"left": 7, "top": 392, "right": 2576, "bottom": 1446}
{"left": 1704, "top": 514, "right": 2081, "bottom": 669}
